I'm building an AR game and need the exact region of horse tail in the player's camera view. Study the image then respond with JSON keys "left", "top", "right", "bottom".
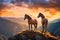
{"left": 34, "top": 19, "right": 38, "bottom": 23}
{"left": 34, "top": 19, "right": 38, "bottom": 27}
{"left": 46, "top": 19, "right": 48, "bottom": 25}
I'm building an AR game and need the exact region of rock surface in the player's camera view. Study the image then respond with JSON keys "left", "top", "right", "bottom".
{"left": 8, "top": 30, "right": 60, "bottom": 40}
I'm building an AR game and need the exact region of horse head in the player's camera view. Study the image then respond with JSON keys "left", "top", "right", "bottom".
{"left": 24, "top": 14, "right": 27, "bottom": 20}
{"left": 24, "top": 14, "right": 32, "bottom": 21}
{"left": 37, "top": 13, "right": 43, "bottom": 18}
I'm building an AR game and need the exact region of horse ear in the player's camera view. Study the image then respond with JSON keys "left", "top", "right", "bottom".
{"left": 39, "top": 13, "right": 43, "bottom": 15}
{"left": 25, "top": 14, "right": 28, "bottom": 16}
{"left": 39, "top": 13, "right": 42, "bottom": 14}
{"left": 25, "top": 14, "right": 26, "bottom": 16}
{"left": 25, "top": 14, "right": 27, "bottom": 15}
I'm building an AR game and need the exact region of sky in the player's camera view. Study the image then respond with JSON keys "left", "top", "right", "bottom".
{"left": 0, "top": 0, "right": 60, "bottom": 37}
{"left": 0, "top": 0, "right": 60, "bottom": 21}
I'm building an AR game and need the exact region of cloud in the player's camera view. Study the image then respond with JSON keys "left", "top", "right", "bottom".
{"left": 0, "top": 0, "right": 60, "bottom": 10}
{"left": 0, "top": 0, "right": 60, "bottom": 18}
{"left": 14, "top": 0, "right": 60, "bottom": 11}
{"left": 0, "top": 4, "right": 6, "bottom": 10}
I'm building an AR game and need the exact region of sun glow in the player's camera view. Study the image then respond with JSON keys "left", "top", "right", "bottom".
{"left": 1, "top": 4, "right": 60, "bottom": 20}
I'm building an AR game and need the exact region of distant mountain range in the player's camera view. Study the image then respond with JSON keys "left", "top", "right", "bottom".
{"left": 38, "top": 18, "right": 60, "bottom": 36}
{"left": 47, "top": 19, "right": 60, "bottom": 36}
{"left": 0, "top": 17, "right": 60, "bottom": 37}
{"left": 0, "top": 17, "right": 28, "bottom": 37}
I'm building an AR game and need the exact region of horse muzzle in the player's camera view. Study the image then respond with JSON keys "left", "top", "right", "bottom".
{"left": 37, "top": 16, "right": 40, "bottom": 18}
{"left": 24, "top": 18, "right": 26, "bottom": 20}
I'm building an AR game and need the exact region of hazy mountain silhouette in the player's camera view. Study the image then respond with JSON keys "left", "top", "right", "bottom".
{"left": 2, "top": 17, "right": 28, "bottom": 31}
{"left": 0, "top": 17, "right": 27, "bottom": 37}
{"left": 38, "top": 19, "right": 60, "bottom": 36}
{"left": 3, "top": 17, "right": 27, "bottom": 24}
{"left": 47, "top": 19, "right": 60, "bottom": 36}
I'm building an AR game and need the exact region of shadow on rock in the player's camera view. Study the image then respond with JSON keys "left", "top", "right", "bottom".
{"left": 8, "top": 30, "right": 60, "bottom": 40}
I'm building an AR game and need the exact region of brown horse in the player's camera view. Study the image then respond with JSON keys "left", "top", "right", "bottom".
{"left": 24, "top": 14, "right": 38, "bottom": 31}
{"left": 37, "top": 13, "right": 48, "bottom": 33}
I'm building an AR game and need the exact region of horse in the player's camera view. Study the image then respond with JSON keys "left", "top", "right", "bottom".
{"left": 37, "top": 13, "right": 48, "bottom": 33}
{"left": 24, "top": 14, "right": 38, "bottom": 31}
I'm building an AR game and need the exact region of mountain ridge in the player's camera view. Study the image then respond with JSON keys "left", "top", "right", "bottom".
{"left": 0, "top": 17, "right": 24, "bottom": 37}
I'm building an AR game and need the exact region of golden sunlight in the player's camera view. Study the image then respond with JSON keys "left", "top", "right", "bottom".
{"left": 1, "top": 4, "right": 60, "bottom": 20}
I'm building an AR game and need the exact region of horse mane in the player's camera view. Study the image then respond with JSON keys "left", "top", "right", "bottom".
{"left": 25, "top": 14, "right": 32, "bottom": 19}
{"left": 39, "top": 13, "right": 45, "bottom": 18}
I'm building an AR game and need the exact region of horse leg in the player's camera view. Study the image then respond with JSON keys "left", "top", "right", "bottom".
{"left": 35, "top": 24, "right": 37, "bottom": 31}
{"left": 31, "top": 24, "right": 32, "bottom": 30}
{"left": 44, "top": 24, "right": 46, "bottom": 33}
{"left": 29, "top": 24, "right": 30, "bottom": 30}
{"left": 44, "top": 24, "right": 47, "bottom": 33}
{"left": 34, "top": 24, "right": 36, "bottom": 31}
{"left": 44, "top": 20, "right": 48, "bottom": 33}
{"left": 42, "top": 25, "right": 44, "bottom": 34}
